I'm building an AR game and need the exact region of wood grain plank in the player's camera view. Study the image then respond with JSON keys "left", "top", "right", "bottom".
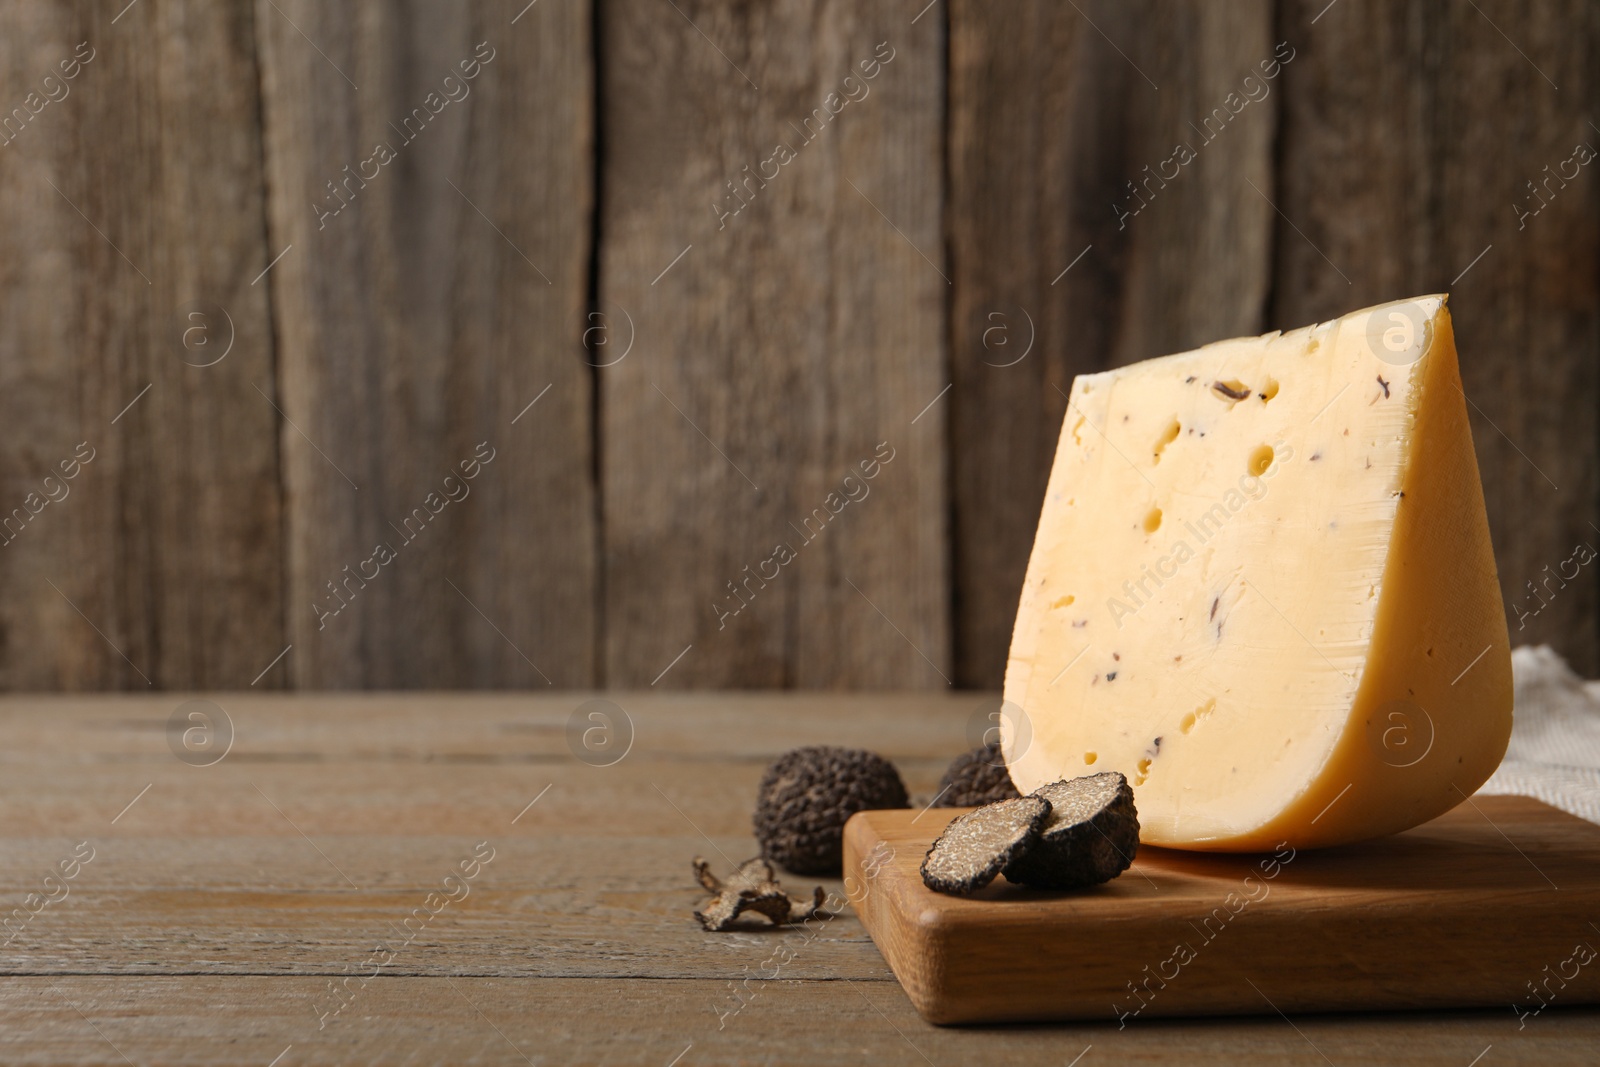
{"left": 2, "top": 696, "right": 1596, "bottom": 1060}
{"left": 0, "top": 690, "right": 989, "bottom": 761}
{"left": 598, "top": 0, "right": 949, "bottom": 688}
{"left": 6, "top": 977, "right": 1596, "bottom": 1066}
{"left": 0, "top": 2, "right": 282, "bottom": 689}
{"left": 0, "top": 693, "right": 984, "bottom": 862}
{"left": 256, "top": 0, "right": 598, "bottom": 688}
{"left": 0, "top": 693, "right": 962, "bottom": 982}
{"left": 0, "top": 844, "right": 902, "bottom": 985}
{"left": 0, "top": 837, "right": 900, "bottom": 981}
{"left": 0, "top": 759, "right": 953, "bottom": 841}
{"left": 947, "top": 0, "right": 1277, "bottom": 686}
{"left": 1271, "top": 0, "right": 1600, "bottom": 672}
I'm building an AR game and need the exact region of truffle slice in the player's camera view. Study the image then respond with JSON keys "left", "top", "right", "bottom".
{"left": 921, "top": 796, "right": 1050, "bottom": 895}
{"left": 935, "top": 743, "right": 1023, "bottom": 807}
{"left": 692, "top": 857, "right": 826, "bottom": 932}
{"left": 754, "top": 746, "right": 909, "bottom": 875}
{"left": 1001, "top": 772, "right": 1140, "bottom": 889}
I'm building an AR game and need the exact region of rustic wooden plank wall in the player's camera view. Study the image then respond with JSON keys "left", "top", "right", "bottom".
{"left": 257, "top": 0, "right": 598, "bottom": 689}
{"left": 0, "top": 0, "right": 1593, "bottom": 690}
{"left": 598, "top": 0, "right": 948, "bottom": 688}
{"left": 0, "top": 1, "right": 282, "bottom": 690}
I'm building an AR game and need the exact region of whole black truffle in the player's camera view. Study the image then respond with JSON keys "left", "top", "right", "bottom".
{"left": 935, "top": 743, "right": 1022, "bottom": 807}
{"left": 754, "top": 746, "right": 909, "bottom": 875}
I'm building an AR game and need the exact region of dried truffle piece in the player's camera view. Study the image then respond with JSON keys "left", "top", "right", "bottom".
{"left": 754, "top": 746, "right": 909, "bottom": 875}
{"left": 935, "top": 743, "right": 1023, "bottom": 807}
{"left": 1001, "top": 772, "right": 1140, "bottom": 890}
{"left": 921, "top": 796, "right": 1051, "bottom": 895}
{"left": 692, "top": 857, "right": 825, "bottom": 932}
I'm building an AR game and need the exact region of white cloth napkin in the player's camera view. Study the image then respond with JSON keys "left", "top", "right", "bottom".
{"left": 1477, "top": 644, "right": 1600, "bottom": 825}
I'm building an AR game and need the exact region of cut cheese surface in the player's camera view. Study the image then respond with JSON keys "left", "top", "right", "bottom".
{"left": 1002, "top": 296, "right": 1512, "bottom": 851}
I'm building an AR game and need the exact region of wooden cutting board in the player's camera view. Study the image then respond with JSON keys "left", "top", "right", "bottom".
{"left": 843, "top": 796, "right": 1600, "bottom": 1025}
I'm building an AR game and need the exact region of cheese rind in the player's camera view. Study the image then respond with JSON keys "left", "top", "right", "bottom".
{"left": 1002, "top": 296, "right": 1512, "bottom": 851}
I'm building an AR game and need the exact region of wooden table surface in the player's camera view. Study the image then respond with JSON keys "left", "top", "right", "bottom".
{"left": 2, "top": 693, "right": 1594, "bottom": 1065}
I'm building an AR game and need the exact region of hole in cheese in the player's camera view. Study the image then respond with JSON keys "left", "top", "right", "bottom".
{"left": 1248, "top": 444, "right": 1275, "bottom": 477}
{"left": 1152, "top": 419, "right": 1181, "bottom": 464}
{"left": 1051, "top": 595, "right": 1076, "bottom": 609}
{"left": 1143, "top": 508, "right": 1163, "bottom": 534}
{"left": 1084, "top": 752, "right": 1097, "bottom": 765}
{"left": 1179, "top": 698, "right": 1217, "bottom": 735}
{"left": 1260, "top": 378, "right": 1280, "bottom": 402}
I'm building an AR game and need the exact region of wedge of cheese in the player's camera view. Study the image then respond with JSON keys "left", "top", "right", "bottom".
{"left": 1002, "top": 296, "right": 1512, "bottom": 850}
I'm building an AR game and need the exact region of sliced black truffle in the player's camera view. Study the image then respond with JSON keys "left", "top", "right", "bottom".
{"left": 692, "top": 857, "right": 825, "bottom": 932}
{"left": 754, "top": 746, "right": 909, "bottom": 875}
{"left": 1001, "top": 772, "right": 1139, "bottom": 889}
{"left": 935, "top": 743, "right": 1022, "bottom": 807}
{"left": 921, "top": 796, "right": 1051, "bottom": 895}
